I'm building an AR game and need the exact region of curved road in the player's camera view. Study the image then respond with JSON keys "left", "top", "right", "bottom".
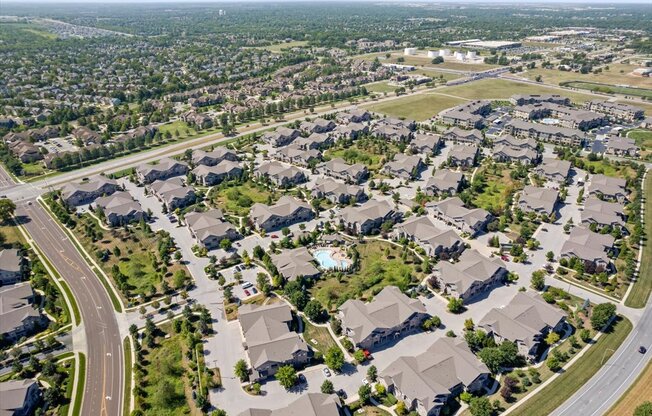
{"left": 1, "top": 166, "right": 123, "bottom": 416}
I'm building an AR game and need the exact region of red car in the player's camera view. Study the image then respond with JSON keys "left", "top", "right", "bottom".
{"left": 271, "top": 235, "right": 279, "bottom": 239}
{"left": 501, "top": 255, "right": 509, "bottom": 262}
{"left": 244, "top": 289, "right": 251, "bottom": 296}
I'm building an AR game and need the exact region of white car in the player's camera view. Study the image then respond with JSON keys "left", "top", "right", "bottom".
{"left": 322, "top": 368, "right": 331, "bottom": 377}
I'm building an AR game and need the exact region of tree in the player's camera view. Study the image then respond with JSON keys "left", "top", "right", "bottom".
{"left": 234, "top": 359, "right": 249, "bottom": 382}
{"left": 546, "top": 251, "right": 554, "bottom": 262}
{"left": 321, "top": 379, "right": 334, "bottom": 394}
{"left": 447, "top": 297, "right": 464, "bottom": 313}
{"left": 591, "top": 303, "right": 616, "bottom": 330}
{"left": 531, "top": 270, "right": 546, "bottom": 291}
{"left": 324, "top": 346, "right": 345, "bottom": 371}
{"left": 0, "top": 199, "right": 16, "bottom": 223}
{"left": 469, "top": 396, "right": 493, "bottom": 416}
{"left": 358, "top": 384, "right": 372, "bottom": 404}
{"left": 219, "top": 238, "right": 232, "bottom": 251}
{"left": 634, "top": 401, "right": 652, "bottom": 416}
{"left": 211, "top": 410, "right": 228, "bottom": 416}
{"left": 367, "top": 365, "right": 378, "bottom": 382}
{"left": 546, "top": 355, "right": 561, "bottom": 372}
{"left": 545, "top": 332, "right": 560, "bottom": 345}
{"left": 464, "top": 318, "right": 475, "bottom": 331}
{"left": 304, "top": 299, "right": 325, "bottom": 322}
{"left": 275, "top": 365, "right": 297, "bottom": 390}
{"left": 353, "top": 349, "right": 366, "bottom": 363}
{"left": 478, "top": 347, "right": 504, "bottom": 374}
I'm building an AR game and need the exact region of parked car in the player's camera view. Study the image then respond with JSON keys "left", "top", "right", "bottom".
{"left": 244, "top": 289, "right": 250, "bottom": 296}
{"left": 322, "top": 368, "right": 331, "bottom": 377}
{"left": 337, "top": 389, "right": 347, "bottom": 399}
{"left": 251, "top": 287, "right": 258, "bottom": 294}
{"left": 271, "top": 234, "right": 279, "bottom": 239}
{"left": 298, "top": 374, "right": 306, "bottom": 384}
{"left": 639, "top": 346, "right": 647, "bottom": 354}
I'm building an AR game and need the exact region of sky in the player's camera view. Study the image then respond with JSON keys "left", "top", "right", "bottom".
{"left": 3, "top": 0, "right": 651, "bottom": 3}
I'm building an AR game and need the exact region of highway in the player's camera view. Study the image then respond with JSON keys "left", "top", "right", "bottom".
{"left": 1, "top": 165, "right": 124, "bottom": 416}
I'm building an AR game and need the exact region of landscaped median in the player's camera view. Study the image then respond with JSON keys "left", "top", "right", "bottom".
{"left": 123, "top": 336, "right": 133, "bottom": 416}
{"left": 507, "top": 316, "right": 632, "bottom": 416}
{"left": 625, "top": 171, "right": 652, "bottom": 308}
{"left": 71, "top": 352, "right": 87, "bottom": 416}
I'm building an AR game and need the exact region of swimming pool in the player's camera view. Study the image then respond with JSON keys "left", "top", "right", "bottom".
{"left": 540, "top": 118, "right": 560, "bottom": 125}
{"left": 313, "top": 249, "right": 349, "bottom": 270}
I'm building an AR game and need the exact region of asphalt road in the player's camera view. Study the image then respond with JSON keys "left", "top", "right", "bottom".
{"left": 2, "top": 163, "right": 124, "bottom": 416}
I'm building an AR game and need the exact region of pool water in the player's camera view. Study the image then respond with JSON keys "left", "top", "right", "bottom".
{"left": 540, "top": 118, "right": 560, "bottom": 125}
{"left": 313, "top": 249, "right": 348, "bottom": 269}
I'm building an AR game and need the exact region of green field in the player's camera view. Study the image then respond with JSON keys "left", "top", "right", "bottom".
{"left": 440, "top": 78, "right": 598, "bottom": 103}
{"left": 211, "top": 180, "right": 278, "bottom": 217}
{"left": 625, "top": 172, "right": 652, "bottom": 308}
{"left": 302, "top": 318, "right": 338, "bottom": 355}
{"left": 471, "top": 164, "right": 523, "bottom": 216}
{"left": 509, "top": 317, "right": 632, "bottom": 416}
{"left": 521, "top": 64, "right": 652, "bottom": 89}
{"left": 561, "top": 81, "right": 652, "bottom": 100}
{"left": 365, "top": 82, "right": 397, "bottom": 94}
{"left": 311, "top": 240, "right": 425, "bottom": 310}
{"left": 363, "top": 92, "right": 466, "bottom": 121}
{"left": 627, "top": 129, "right": 652, "bottom": 150}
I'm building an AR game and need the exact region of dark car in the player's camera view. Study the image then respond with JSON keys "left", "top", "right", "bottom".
{"left": 298, "top": 374, "right": 306, "bottom": 384}
{"left": 639, "top": 346, "right": 647, "bottom": 354}
{"left": 337, "top": 389, "right": 347, "bottom": 399}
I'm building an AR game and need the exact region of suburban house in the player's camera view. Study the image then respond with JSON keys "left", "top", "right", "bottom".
{"left": 293, "top": 133, "right": 335, "bottom": 150}
{"left": 333, "top": 122, "right": 369, "bottom": 140}
{"left": 428, "top": 197, "right": 492, "bottom": 236}
{"left": 191, "top": 147, "right": 238, "bottom": 166}
{"left": 185, "top": 209, "right": 241, "bottom": 250}
{"left": 262, "top": 127, "right": 301, "bottom": 147}
{"left": 479, "top": 291, "right": 566, "bottom": 361}
{"left": 317, "top": 158, "right": 369, "bottom": 184}
{"left": 492, "top": 145, "right": 539, "bottom": 165}
{"left": 238, "top": 303, "right": 311, "bottom": 381}
{"left": 250, "top": 196, "right": 314, "bottom": 231}
{"left": 504, "top": 119, "right": 587, "bottom": 147}
{"left": 382, "top": 154, "right": 425, "bottom": 180}
{"left": 238, "top": 393, "right": 341, "bottom": 416}
{"left": 180, "top": 111, "right": 213, "bottom": 129}
{"left": 0, "top": 283, "right": 44, "bottom": 341}
{"left": 517, "top": 186, "right": 559, "bottom": 216}
{"left": 410, "top": 133, "right": 442, "bottom": 155}
{"left": 95, "top": 191, "right": 145, "bottom": 227}
{"left": 61, "top": 176, "right": 120, "bottom": 207}
{"left": 271, "top": 247, "right": 321, "bottom": 281}
{"left": 393, "top": 216, "right": 464, "bottom": 259}
{"left": 606, "top": 136, "right": 639, "bottom": 157}
{"left": 581, "top": 197, "right": 627, "bottom": 231}
{"left": 0, "top": 379, "right": 42, "bottom": 416}
{"left": 272, "top": 146, "right": 322, "bottom": 168}
{"left": 443, "top": 127, "right": 483, "bottom": 146}
{"left": 584, "top": 100, "right": 645, "bottom": 122}
{"left": 337, "top": 200, "right": 399, "bottom": 235}
{"left": 448, "top": 145, "right": 479, "bottom": 168}
{"left": 192, "top": 160, "right": 244, "bottom": 186}
{"left": 560, "top": 226, "right": 615, "bottom": 273}
{"left": 311, "top": 177, "right": 367, "bottom": 205}
{"left": 380, "top": 338, "right": 490, "bottom": 416}
{"left": 513, "top": 102, "right": 606, "bottom": 131}
{"left": 588, "top": 174, "right": 628, "bottom": 203}
{"left": 510, "top": 94, "right": 570, "bottom": 106}
{"left": 150, "top": 178, "right": 196, "bottom": 211}
{"left": 434, "top": 249, "right": 507, "bottom": 301}
{"left": 493, "top": 135, "right": 538, "bottom": 151}
{"left": 338, "top": 286, "right": 430, "bottom": 351}
{"left": 8, "top": 141, "right": 43, "bottom": 163}
{"left": 136, "top": 157, "right": 189, "bottom": 184}
{"left": 534, "top": 158, "right": 572, "bottom": 183}
{"left": 337, "top": 108, "right": 372, "bottom": 124}
{"left": 371, "top": 124, "right": 413, "bottom": 142}
{"left": 0, "top": 249, "right": 24, "bottom": 286}
{"left": 300, "top": 118, "right": 337, "bottom": 134}
{"left": 439, "top": 101, "right": 491, "bottom": 129}
{"left": 425, "top": 170, "right": 466, "bottom": 196}
{"left": 255, "top": 161, "right": 307, "bottom": 187}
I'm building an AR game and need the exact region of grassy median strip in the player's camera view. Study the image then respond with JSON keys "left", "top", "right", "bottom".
{"left": 510, "top": 316, "right": 633, "bottom": 416}
{"left": 625, "top": 172, "right": 652, "bottom": 308}
{"left": 71, "top": 353, "right": 87, "bottom": 416}
{"left": 123, "top": 336, "right": 133, "bottom": 416}
{"left": 31, "top": 242, "right": 82, "bottom": 326}
{"left": 39, "top": 198, "right": 124, "bottom": 313}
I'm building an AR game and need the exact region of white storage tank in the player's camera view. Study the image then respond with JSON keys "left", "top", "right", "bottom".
{"left": 439, "top": 49, "right": 451, "bottom": 57}
{"left": 404, "top": 48, "right": 417, "bottom": 56}
{"left": 466, "top": 51, "right": 477, "bottom": 59}
{"left": 454, "top": 51, "right": 465, "bottom": 61}
{"left": 427, "top": 50, "right": 438, "bottom": 58}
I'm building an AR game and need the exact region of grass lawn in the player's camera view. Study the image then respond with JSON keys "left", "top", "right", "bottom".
{"left": 72, "top": 214, "right": 189, "bottom": 303}
{"left": 627, "top": 129, "right": 652, "bottom": 150}
{"left": 0, "top": 222, "right": 27, "bottom": 246}
{"left": 471, "top": 164, "right": 523, "bottom": 216}
{"left": 325, "top": 143, "right": 396, "bottom": 172}
{"left": 625, "top": 172, "right": 652, "bottom": 308}
{"left": 416, "top": 68, "right": 464, "bottom": 81}
{"left": 21, "top": 162, "right": 47, "bottom": 177}
{"left": 607, "top": 358, "right": 652, "bottom": 416}
{"left": 509, "top": 316, "right": 632, "bottom": 416}
{"left": 362, "top": 93, "right": 466, "bottom": 121}
{"left": 520, "top": 64, "right": 652, "bottom": 89}
{"left": 123, "top": 336, "right": 133, "bottom": 416}
{"left": 311, "top": 240, "right": 425, "bottom": 310}
{"left": 71, "top": 353, "right": 86, "bottom": 416}
{"left": 158, "top": 120, "right": 197, "bottom": 138}
{"left": 581, "top": 158, "right": 639, "bottom": 181}
{"left": 365, "top": 82, "right": 397, "bottom": 94}
{"left": 302, "top": 317, "right": 338, "bottom": 355}
{"left": 210, "top": 180, "right": 278, "bottom": 217}
{"left": 562, "top": 81, "right": 652, "bottom": 100}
